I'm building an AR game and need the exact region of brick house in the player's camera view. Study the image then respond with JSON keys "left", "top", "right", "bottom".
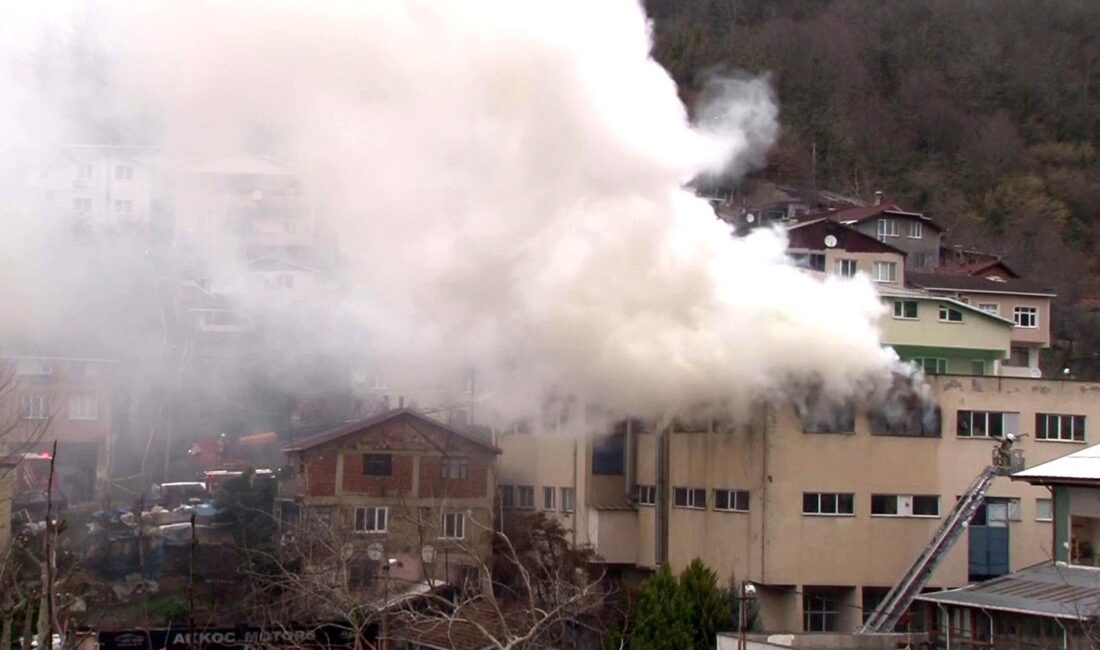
{"left": 278, "top": 408, "right": 500, "bottom": 591}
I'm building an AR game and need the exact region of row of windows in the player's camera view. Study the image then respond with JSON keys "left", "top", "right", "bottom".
{"left": 892, "top": 299, "right": 1039, "bottom": 328}
{"left": 794, "top": 254, "right": 897, "bottom": 283}
{"left": 76, "top": 163, "right": 134, "bottom": 180}
{"left": 877, "top": 218, "right": 923, "bottom": 240}
{"left": 956, "top": 411, "right": 1087, "bottom": 442}
{"left": 803, "top": 494, "right": 1055, "bottom": 521}
{"left": 639, "top": 486, "right": 752, "bottom": 512}
{"left": 801, "top": 405, "right": 1087, "bottom": 442}
{"left": 499, "top": 485, "right": 575, "bottom": 512}
{"left": 362, "top": 453, "right": 470, "bottom": 478}
{"left": 352, "top": 506, "right": 466, "bottom": 539}
{"left": 18, "top": 395, "right": 100, "bottom": 420}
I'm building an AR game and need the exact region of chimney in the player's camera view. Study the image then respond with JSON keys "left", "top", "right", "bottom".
{"left": 873, "top": 190, "right": 883, "bottom": 206}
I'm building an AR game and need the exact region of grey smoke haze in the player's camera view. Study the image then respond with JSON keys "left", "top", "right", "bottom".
{"left": 0, "top": 1, "right": 897, "bottom": 429}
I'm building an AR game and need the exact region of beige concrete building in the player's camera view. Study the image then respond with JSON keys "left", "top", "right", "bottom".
{"left": 497, "top": 375, "right": 1100, "bottom": 633}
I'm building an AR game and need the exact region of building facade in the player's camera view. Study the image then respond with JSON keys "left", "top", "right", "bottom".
{"left": 0, "top": 354, "right": 117, "bottom": 503}
{"left": 278, "top": 409, "right": 499, "bottom": 591}
{"left": 497, "top": 374, "right": 1100, "bottom": 634}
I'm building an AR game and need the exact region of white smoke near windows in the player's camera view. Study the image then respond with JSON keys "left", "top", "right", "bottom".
{"left": 0, "top": 0, "right": 897, "bottom": 429}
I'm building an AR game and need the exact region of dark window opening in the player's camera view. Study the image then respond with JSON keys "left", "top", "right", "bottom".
{"left": 363, "top": 453, "right": 392, "bottom": 476}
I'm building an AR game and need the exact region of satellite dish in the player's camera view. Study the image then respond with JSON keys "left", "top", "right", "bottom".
{"left": 745, "top": 213, "right": 756, "bottom": 223}
{"left": 367, "top": 542, "right": 384, "bottom": 561}
{"left": 251, "top": 189, "right": 264, "bottom": 201}
{"left": 421, "top": 545, "right": 436, "bottom": 564}
{"left": 824, "top": 235, "right": 838, "bottom": 248}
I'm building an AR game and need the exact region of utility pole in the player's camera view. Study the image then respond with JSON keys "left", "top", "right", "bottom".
{"left": 44, "top": 441, "right": 58, "bottom": 649}
{"left": 189, "top": 512, "right": 196, "bottom": 650}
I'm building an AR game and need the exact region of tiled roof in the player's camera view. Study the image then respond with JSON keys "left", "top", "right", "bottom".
{"left": 917, "top": 562, "right": 1100, "bottom": 620}
{"left": 281, "top": 408, "right": 500, "bottom": 454}
{"left": 907, "top": 271, "right": 1055, "bottom": 297}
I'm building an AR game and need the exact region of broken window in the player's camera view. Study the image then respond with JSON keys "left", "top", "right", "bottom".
{"left": 796, "top": 389, "right": 856, "bottom": 434}
{"left": 869, "top": 377, "right": 941, "bottom": 437}
{"left": 956, "top": 411, "right": 1018, "bottom": 438}
{"left": 591, "top": 431, "right": 624, "bottom": 474}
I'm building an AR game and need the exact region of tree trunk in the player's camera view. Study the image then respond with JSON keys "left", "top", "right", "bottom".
{"left": 2, "top": 608, "right": 13, "bottom": 650}
{"left": 21, "top": 598, "right": 34, "bottom": 650}
{"left": 36, "top": 560, "right": 50, "bottom": 649}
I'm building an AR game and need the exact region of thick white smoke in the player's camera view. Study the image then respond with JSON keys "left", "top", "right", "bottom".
{"left": 0, "top": 0, "right": 896, "bottom": 427}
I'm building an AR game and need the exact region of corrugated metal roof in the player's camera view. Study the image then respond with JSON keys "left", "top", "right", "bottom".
{"left": 907, "top": 271, "right": 1055, "bottom": 297}
{"left": 917, "top": 563, "right": 1100, "bottom": 619}
{"left": 282, "top": 408, "right": 500, "bottom": 455}
{"left": 1013, "top": 444, "right": 1100, "bottom": 483}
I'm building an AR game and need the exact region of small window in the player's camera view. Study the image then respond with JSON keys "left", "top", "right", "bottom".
{"left": 971, "top": 360, "right": 986, "bottom": 376}
{"left": 877, "top": 219, "right": 900, "bottom": 240}
{"left": 73, "top": 197, "right": 92, "bottom": 213}
{"left": 518, "top": 485, "right": 535, "bottom": 509}
{"left": 283, "top": 219, "right": 298, "bottom": 233}
{"left": 802, "top": 492, "right": 855, "bottom": 516}
{"left": 441, "top": 457, "right": 469, "bottom": 480}
{"left": 978, "top": 303, "right": 1000, "bottom": 315}
{"left": 19, "top": 394, "right": 49, "bottom": 420}
{"left": 77, "top": 163, "right": 94, "bottom": 179}
{"left": 1004, "top": 346, "right": 1030, "bottom": 367}
{"left": 673, "top": 487, "right": 707, "bottom": 509}
{"left": 114, "top": 165, "right": 133, "bottom": 180}
{"left": 872, "top": 261, "right": 897, "bottom": 283}
{"left": 499, "top": 485, "right": 515, "bottom": 509}
{"left": 1036, "top": 498, "right": 1053, "bottom": 522}
{"left": 114, "top": 200, "right": 133, "bottom": 214}
{"left": 16, "top": 360, "right": 53, "bottom": 376}
{"left": 560, "top": 487, "right": 575, "bottom": 513}
{"left": 543, "top": 486, "right": 556, "bottom": 510}
{"left": 938, "top": 305, "right": 963, "bottom": 322}
{"left": 441, "top": 512, "right": 465, "bottom": 539}
{"left": 634, "top": 484, "right": 657, "bottom": 506}
{"left": 913, "top": 357, "right": 948, "bottom": 375}
{"left": 354, "top": 506, "right": 388, "bottom": 533}
{"left": 68, "top": 395, "right": 99, "bottom": 421}
{"left": 913, "top": 495, "right": 940, "bottom": 516}
{"left": 836, "top": 259, "right": 857, "bottom": 278}
{"left": 957, "top": 411, "right": 1018, "bottom": 438}
{"left": 908, "top": 221, "right": 923, "bottom": 239}
{"left": 893, "top": 300, "right": 918, "bottom": 319}
{"left": 714, "top": 489, "right": 750, "bottom": 512}
{"left": 363, "top": 453, "right": 393, "bottom": 476}
{"left": 804, "top": 591, "right": 840, "bottom": 632}
{"left": 1014, "top": 306, "right": 1038, "bottom": 329}
{"left": 1036, "top": 414, "right": 1086, "bottom": 442}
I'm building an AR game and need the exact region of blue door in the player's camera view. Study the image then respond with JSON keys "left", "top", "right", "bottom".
{"left": 969, "top": 501, "right": 1010, "bottom": 580}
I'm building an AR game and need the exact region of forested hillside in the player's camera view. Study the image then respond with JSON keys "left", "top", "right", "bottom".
{"left": 648, "top": 1, "right": 1099, "bottom": 309}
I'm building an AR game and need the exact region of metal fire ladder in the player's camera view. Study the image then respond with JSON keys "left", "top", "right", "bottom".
{"left": 860, "top": 444, "right": 1019, "bottom": 634}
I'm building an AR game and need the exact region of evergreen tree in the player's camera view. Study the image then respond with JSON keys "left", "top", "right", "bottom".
{"left": 679, "top": 558, "right": 734, "bottom": 650}
{"left": 629, "top": 565, "right": 693, "bottom": 650}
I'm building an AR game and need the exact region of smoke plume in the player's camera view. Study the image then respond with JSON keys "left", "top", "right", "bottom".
{"left": 0, "top": 1, "right": 897, "bottom": 429}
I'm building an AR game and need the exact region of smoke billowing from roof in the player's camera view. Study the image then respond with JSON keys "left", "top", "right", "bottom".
{"left": 0, "top": 1, "right": 896, "bottom": 429}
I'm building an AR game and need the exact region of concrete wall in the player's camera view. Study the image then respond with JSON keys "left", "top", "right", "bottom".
{"left": 952, "top": 292, "right": 1051, "bottom": 348}
{"left": 0, "top": 464, "right": 13, "bottom": 551}
{"left": 879, "top": 298, "right": 1012, "bottom": 355}
{"left": 822, "top": 249, "right": 906, "bottom": 287}
{"left": 852, "top": 217, "right": 940, "bottom": 268}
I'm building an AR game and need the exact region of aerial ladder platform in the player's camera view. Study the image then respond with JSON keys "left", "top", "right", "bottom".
{"left": 859, "top": 437, "right": 1024, "bottom": 634}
